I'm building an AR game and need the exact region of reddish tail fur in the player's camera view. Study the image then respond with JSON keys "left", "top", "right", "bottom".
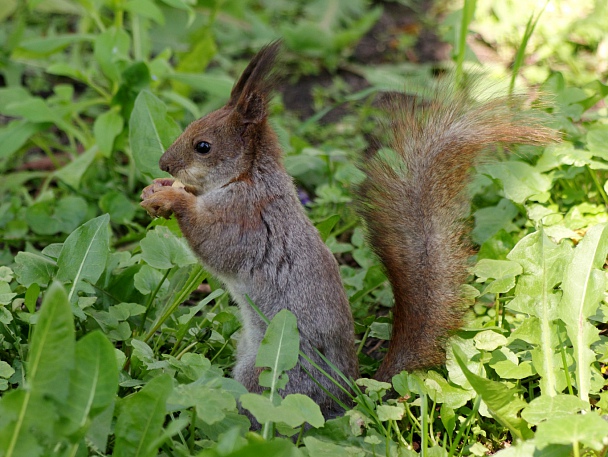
{"left": 358, "top": 90, "right": 558, "bottom": 381}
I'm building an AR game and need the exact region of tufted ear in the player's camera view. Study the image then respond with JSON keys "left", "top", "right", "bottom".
{"left": 227, "top": 41, "right": 282, "bottom": 124}
{"left": 236, "top": 92, "right": 267, "bottom": 124}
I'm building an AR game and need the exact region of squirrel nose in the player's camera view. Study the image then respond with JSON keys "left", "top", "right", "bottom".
{"left": 159, "top": 153, "right": 172, "bottom": 174}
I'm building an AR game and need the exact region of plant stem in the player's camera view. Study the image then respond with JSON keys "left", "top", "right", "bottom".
{"left": 587, "top": 167, "right": 608, "bottom": 207}
{"left": 356, "top": 326, "right": 371, "bottom": 355}
{"left": 449, "top": 395, "right": 481, "bottom": 456}
{"left": 454, "top": 0, "right": 477, "bottom": 87}
{"left": 138, "top": 268, "right": 171, "bottom": 335}
{"left": 144, "top": 265, "right": 206, "bottom": 342}
{"left": 420, "top": 392, "right": 428, "bottom": 457}
{"left": 572, "top": 440, "right": 580, "bottom": 457}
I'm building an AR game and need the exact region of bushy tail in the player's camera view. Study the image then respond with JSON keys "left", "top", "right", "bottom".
{"left": 357, "top": 88, "right": 558, "bottom": 381}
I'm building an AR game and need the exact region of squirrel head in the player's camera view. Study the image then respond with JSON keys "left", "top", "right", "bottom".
{"left": 159, "top": 41, "right": 282, "bottom": 195}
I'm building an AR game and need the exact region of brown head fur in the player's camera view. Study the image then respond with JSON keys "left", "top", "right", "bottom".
{"left": 159, "top": 41, "right": 282, "bottom": 195}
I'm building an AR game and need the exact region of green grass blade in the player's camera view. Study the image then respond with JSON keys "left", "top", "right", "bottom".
{"left": 144, "top": 264, "right": 207, "bottom": 342}
{"left": 509, "top": 2, "right": 548, "bottom": 94}
{"left": 455, "top": 0, "right": 477, "bottom": 86}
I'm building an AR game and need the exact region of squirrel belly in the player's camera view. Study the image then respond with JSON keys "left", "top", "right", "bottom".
{"left": 140, "top": 41, "right": 558, "bottom": 416}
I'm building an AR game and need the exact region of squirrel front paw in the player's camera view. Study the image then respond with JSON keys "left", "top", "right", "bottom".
{"left": 140, "top": 178, "right": 175, "bottom": 200}
{"left": 140, "top": 180, "right": 192, "bottom": 219}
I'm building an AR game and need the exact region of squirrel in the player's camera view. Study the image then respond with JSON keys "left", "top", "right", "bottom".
{"left": 140, "top": 41, "right": 557, "bottom": 417}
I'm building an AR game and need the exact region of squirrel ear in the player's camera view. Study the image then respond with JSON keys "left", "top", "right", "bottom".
{"left": 235, "top": 92, "right": 267, "bottom": 124}
{"left": 227, "top": 41, "right": 281, "bottom": 120}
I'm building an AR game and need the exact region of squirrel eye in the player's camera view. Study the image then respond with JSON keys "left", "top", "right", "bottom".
{"left": 194, "top": 141, "right": 211, "bottom": 154}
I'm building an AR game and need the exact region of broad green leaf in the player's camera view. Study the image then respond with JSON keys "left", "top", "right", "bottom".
{"left": 168, "top": 73, "right": 233, "bottom": 98}
{"left": 452, "top": 345, "right": 532, "bottom": 440}
{"left": 15, "top": 34, "right": 94, "bottom": 56}
{"left": 255, "top": 309, "right": 300, "bottom": 395}
{"left": 24, "top": 283, "right": 40, "bottom": 314}
{"left": 113, "top": 374, "right": 172, "bottom": 457}
{"left": 587, "top": 126, "right": 608, "bottom": 161}
{"left": 0, "top": 282, "right": 16, "bottom": 305}
{"left": 240, "top": 393, "right": 324, "bottom": 428}
{"left": 0, "top": 88, "right": 32, "bottom": 111}
{"left": 209, "top": 437, "right": 301, "bottom": 457}
{"left": 53, "top": 146, "right": 99, "bottom": 189}
{"left": 120, "top": 61, "right": 151, "bottom": 92}
{"left": 174, "top": 29, "right": 216, "bottom": 79}
{"left": 94, "top": 109, "right": 124, "bottom": 157}
{"left": 28, "top": 282, "right": 75, "bottom": 400}
{"left": 0, "top": 390, "right": 56, "bottom": 457}
{"left": 13, "top": 251, "right": 57, "bottom": 287}
{"left": 25, "top": 196, "right": 88, "bottom": 235}
{"left": 0, "top": 121, "right": 43, "bottom": 167}
{"left": 315, "top": 214, "right": 341, "bottom": 242}
{"left": 303, "top": 436, "right": 365, "bottom": 457}
{"left": 130, "top": 339, "right": 156, "bottom": 367}
{"left": 167, "top": 353, "right": 212, "bottom": 383}
{"left": 480, "top": 161, "right": 552, "bottom": 204}
{"left": 440, "top": 404, "right": 456, "bottom": 436}
{"left": 168, "top": 384, "right": 236, "bottom": 425}
{"left": 489, "top": 348, "right": 535, "bottom": 380}
{"left": 56, "top": 214, "right": 111, "bottom": 303}
{"left": 422, "top": 371, "right": 472, "bottom": 409}
{"left": 535, "top": 413, "right": 608, "bottom": 451}
{"left": 109, "top": 303, "right": 146, "bottom": 320}
{"left": 61, "top": 331, "right": 118, "bottom": 438}
{"left": 133, "top": 264, "right": 166, "bottom": 295}
{"left": 284, "top": 153, "right": 327, "bottom": 179}
{"left": 0, "top": 361, "right": 14, "bottom": 379}
{"left": 129, "top": 90, "right": 181, "bottom": 179}
{"left": 87, "top": 403, "right": 114, "bottom": 453}
{"left": 3, "top": 97, "right": 56, "bottom": 123}
{"left": 99, "top": 191, "right": 136, "bottom": 224}
{"left": 445, "top": 337, "right": 484, "bottom": 389}
{"left": 140, "top": 225, "right": 197, "bottom": 269}
{"left": 507, "top": 229, "right": 571, "bottom": 396}
{"left": 559, "top": 223, "right": 608, "bottom": 402}
{"left": 356, "top": 377, "right": 392, "bottom": 394}
{"left": 377, "top": 404, "right": 405, "bottom": 421}
{"left": 0, "top": 307, "right": 12, "bottom": 325}
{"left": 521, "top": 394, "right": 588, "bottom": 426}
{"left": 474, "top": 330, "right": 508, "bottom": 352}
{"left": 0, "top": 283, "right": 74, "bottom": 457}
{"left": 473, "top": 259, "right": 522, "bottom": 294}
{"left": 46, "top": 63, "right": 87, "bottom": 83}
{"left": 281, "top": 394, "right": 324, "bottom": 428}
{"left": 94, "top": 27, "right": 130, "bottom": 83}
{"left": 0, "top": 267, "right": 12, "bottom": 283}
{"left": 492, "top": 441, "right": 571, "bottom": 457}
{"left": 124, "top": 0, "right": 165, "bottom": 24}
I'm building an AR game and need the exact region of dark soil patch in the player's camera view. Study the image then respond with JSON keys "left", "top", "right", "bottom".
{"left": 281, "top": 0, "right": 450, "bottom": 120}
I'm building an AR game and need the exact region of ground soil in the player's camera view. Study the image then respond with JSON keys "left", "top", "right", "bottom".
{"left": 281, "top": 0, "right": 450, "bottom": 120}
